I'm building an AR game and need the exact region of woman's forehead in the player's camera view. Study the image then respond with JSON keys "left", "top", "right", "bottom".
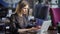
{"left": 23, "top": 5, "right": 29, "bottom": 8}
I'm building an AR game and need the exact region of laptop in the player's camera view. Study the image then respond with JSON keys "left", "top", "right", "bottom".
{"left": 37, "top": 20, "right": 51, "bottom": 34}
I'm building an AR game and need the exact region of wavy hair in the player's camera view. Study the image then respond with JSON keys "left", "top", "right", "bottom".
{"left": 15, "top": 0, "right": 29, "bottom": 15}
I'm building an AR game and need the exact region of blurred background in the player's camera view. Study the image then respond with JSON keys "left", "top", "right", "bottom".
{"left": 0, "top": 0, "right": 60, "bottom": 34}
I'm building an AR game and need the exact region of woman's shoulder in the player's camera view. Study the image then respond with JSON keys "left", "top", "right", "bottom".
{"left": 9, "top": 13, "right": 17, "bottom": 20}
{"left": 11, "top": 13, "right": 17, "bottom": 17}
{"left": 9, "top": 13, "right": 18, "bottom": 22}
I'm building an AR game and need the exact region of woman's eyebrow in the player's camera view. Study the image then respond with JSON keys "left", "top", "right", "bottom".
{"left": 24, "top": 8, "right": 29, "bottom": 9}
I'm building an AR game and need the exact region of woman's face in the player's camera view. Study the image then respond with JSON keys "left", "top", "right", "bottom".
{"left": 22, "top": 5, "right": 29, "bottom": 14}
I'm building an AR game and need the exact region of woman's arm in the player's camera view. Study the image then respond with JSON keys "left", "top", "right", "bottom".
{"left": 18, "top": 26, "right": 41, "bottom": 33}
{"left": 18, "top": 28, "right": 32, "bottom": 33}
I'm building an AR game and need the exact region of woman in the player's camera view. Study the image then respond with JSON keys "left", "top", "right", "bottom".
{"left": 10, "top": 0, "right": 41, "bottom": 34}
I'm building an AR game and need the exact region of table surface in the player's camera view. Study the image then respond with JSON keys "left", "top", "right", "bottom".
{"left": 0, "top": 30, "right": 58, "bottom": 34}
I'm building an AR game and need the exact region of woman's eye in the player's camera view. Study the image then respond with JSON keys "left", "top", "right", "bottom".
{"left": 23, "top": 8, "right": 29, "bottom": 9}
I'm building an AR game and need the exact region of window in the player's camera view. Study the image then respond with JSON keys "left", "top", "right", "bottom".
{"left": 50, "top": 0, "right": 58, "bottom": 8}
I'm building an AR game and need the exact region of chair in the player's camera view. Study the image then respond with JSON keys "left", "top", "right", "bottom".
{"left": 33, "top": 4, "right": 49, "bottom": 20}
{"left": 50, "top": 8, "right": 60, "bottom": 33}
{"left": 50, "top": 8, "right": 60, "bottom": 26}
{"left": 37, "top": 20, "right": 51, "bottom": 34}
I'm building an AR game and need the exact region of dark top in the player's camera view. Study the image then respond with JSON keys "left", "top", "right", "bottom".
{"left": 9, "top": 13, "right": 36, "bottom": 34}
{"left": 9, "top": 13, "right": 28, "bottom": 34}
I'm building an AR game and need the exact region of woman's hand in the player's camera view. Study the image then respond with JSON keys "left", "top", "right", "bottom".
{"left": 30, "top": 27, "right": 39, "bottom": 31}
{"left": 30, "top": 26, "right": 41, "bottom": 31}
{"left": 36, "top": 26, "right": 41, "bottom": 29}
